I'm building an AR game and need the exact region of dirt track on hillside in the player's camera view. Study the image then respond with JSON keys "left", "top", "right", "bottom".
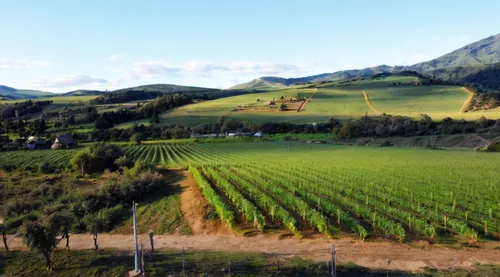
{"left": 297, "top": 88, "right": 318, "bottom": 112}
{"left": 362, "top": 90, "right": 381, "bottom": 114}
{"left": 460, "top": 87, "right": 475, "bottom": 113}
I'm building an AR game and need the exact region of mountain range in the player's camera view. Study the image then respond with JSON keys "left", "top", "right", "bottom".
{"left": 231, "top": 33, "right": 500, "bottom": 90}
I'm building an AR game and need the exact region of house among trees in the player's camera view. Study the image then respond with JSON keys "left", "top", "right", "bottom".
{"left": 52, "top": 134, "right": 78, "bottom": 150}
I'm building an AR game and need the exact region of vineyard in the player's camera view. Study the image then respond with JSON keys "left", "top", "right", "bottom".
{"left": 1, "top": 142, "right": 499, "bottom": 242}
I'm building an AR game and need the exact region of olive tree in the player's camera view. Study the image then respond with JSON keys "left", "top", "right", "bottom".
{"left": 21, "top": 221, "right": 58, "bottom": 271}
{"left": 84, "top": 211, "right": 110, "bottom": 251}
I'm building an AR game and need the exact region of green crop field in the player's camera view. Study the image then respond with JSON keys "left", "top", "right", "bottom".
{"left": 160, "top": 88, "right": 317, "bottom": 126}
{"left": 2, "top": 142, "right": 499, "bottom": 242}
{"left": 158, "top": 76, "right": 500, "bottom": 127}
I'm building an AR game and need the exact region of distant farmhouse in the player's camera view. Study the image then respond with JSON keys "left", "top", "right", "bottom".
{"left": 51, "top": 134, "right": 78, "bottom": 150}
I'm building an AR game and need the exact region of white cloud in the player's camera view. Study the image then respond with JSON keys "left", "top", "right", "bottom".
{"left": 108, "top": 54, "right": 124, "bottom": 62}
{"left": 0, "top": 59, "right": 49, "bottom": 69}
{"left": 33, "top": 75, "right": 108, "bottom": 88}
{"left": 129, "top": 60, "right": 301, "bottom": 79}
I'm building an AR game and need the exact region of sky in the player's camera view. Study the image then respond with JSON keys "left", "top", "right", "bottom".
{"left": 1, "top": 0, "right": 499, "bottom": 93}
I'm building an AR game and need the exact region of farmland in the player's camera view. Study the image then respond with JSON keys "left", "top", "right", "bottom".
{"left": 158, "top": 76, "right": 500, "bottom": 127}
{"left": 2, "top": 142, "right": 499, "bottom": 242}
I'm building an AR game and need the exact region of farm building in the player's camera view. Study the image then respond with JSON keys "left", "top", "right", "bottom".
{"left": 52, "top": 134, "right": 78, "bottom": 149}
{"left": 26, "top": 136, "right": 48, "bottom": 150}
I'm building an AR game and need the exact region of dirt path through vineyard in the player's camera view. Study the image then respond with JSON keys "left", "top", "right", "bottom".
{"left": 6, "top": 233, "right": 500, "bottom": 272}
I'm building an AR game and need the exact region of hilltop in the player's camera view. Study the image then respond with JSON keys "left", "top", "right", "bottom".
{"left": 408, "top": 33, "right": 500, "bottom": 72}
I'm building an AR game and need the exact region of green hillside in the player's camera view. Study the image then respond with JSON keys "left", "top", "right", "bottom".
{"left": 409, "top": 33, "right": 500, "bottom": 72}
{"left": 160, "top": 75, "right": 500, "bottom": 126}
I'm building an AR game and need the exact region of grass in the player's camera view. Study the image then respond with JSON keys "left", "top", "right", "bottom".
{"left": 114, "top": 119, "right": 151, "bottom": 129}
{"left": 113, "top": 173, "right": 192, "bottom": 235}
{"left": 160, "top": 88, "right": 316, "bottom": 126}
{"left": 0, "top": 95, "right": 98, "bottom": 105}
{"left": 365, "top": 86, "right": 469, "bottom": 114}
{"left": 2, "top": 249, "right": 492, "bottom": 276}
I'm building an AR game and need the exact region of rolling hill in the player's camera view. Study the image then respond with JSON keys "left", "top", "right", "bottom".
{"left": 162, "top": 75, "right": 500, "bottom": 127}
{"left": 0, "top": 85, "right": 54, "bottom": 99}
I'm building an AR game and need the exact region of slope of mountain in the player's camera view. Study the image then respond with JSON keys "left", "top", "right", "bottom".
{"left": 0, "top": 85, "right": 54, "bottom": 99}
{"left": 230, "top": 65, "right": 406, "bottom": 90}
{"left": 428, "top": 62, "right": 500, "bottom": 90}
{"left": 409, "top": 33, "right": 500, "bottom": 72}
{"left": 63, "top": 89, "right": 105, "bottom": 96}
{"left": 91, "top": 84, "right": 223, "bottom": 104}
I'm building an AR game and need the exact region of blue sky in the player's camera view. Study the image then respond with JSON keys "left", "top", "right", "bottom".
{"left": 1, "top": 0, "right": 499, "bottom": 92}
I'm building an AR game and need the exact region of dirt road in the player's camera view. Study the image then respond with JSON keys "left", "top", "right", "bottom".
{"left": 362, "top": 90, "right": 381, "bottom": 114}
{"left": 5, "top": 233, "right": 500, "bottom": 272}
{"left": 297, "top": 88, "right": 317, "bottom": 112}
{"left": 460, "top": 87, "right": 475, "bottom": 113}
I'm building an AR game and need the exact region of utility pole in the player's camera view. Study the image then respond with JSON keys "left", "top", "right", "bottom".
{"left": 133, "top": 202, "right": 140, "bottom": 274}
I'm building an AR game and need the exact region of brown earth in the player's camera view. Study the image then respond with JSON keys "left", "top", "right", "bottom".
{"left": 178, "top": 170, "right": 231, "bottom": 235}
{"left": 297, "top": 88, "right": 317, "bottom": 112}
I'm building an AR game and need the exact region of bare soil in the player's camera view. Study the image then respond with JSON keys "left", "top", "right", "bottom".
{"left": 179, "top": 170, "right": 231, "bottom": 235}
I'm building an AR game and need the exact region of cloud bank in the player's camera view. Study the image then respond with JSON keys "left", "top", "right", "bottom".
{"left": 0, "top": 59, "right": 49, "bottom": 69}
{"left": 34, "top": 75, "right": 108, "bottom": 88}
{"left": 130, "top": 61, "right": 301, "bottom": 78}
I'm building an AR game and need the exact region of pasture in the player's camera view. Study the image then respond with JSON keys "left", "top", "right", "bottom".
{"left": 159, "top": 76, "right": 500, "bottom": 126}
{"left": 2, "top": 142, "right": 499, "bottom": 242}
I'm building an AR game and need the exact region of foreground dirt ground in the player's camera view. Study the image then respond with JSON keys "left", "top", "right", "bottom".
{"left": 5, "top": 233, "right": 500, "bottom": 273}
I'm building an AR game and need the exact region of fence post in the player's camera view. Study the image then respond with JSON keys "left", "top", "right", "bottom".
{"left": 386, "top": 256, "right": 391, "bottom": 277}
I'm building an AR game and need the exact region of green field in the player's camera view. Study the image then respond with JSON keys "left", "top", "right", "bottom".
{"left": 159, "top": 76, "right": 500, "bottom": 126}
{"left": 2, "top": 142, "right": 499, "bottom": 242}
{"left": 0, "top": 95, "right": 98, "bottom": 105}
{"left": 160, "top": 88, "right": 316, "bottom": 126}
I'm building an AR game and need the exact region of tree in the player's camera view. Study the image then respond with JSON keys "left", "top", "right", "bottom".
{"left": 85, "top": 212, "right": 110, "bottom": 251}
{"left": 46, "top": 212, "right": 75, "bottom": 250}
{"left": 21, "top": 221, "right": 58, "bottom": 271}
{"left": 150, "top": 111, "right": 160, "bottom": 124}
{"left": 67, "top": 115, "right": 76, "bottom": 125}
{"left": 70, "top": 143, "right": 122, "bottom": 175}
{"left": 130, "top": 133, "right": 144, "bottom": 145}
{"left": 0, "top": 223, "right": 8, "bottom": 251}
{"left": 71, "top": 149, "right": 92, "bottom": 176}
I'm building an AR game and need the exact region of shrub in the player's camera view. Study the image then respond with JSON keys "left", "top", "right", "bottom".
{"left": 486, "top": 142, "right": 500, "bottom": 152}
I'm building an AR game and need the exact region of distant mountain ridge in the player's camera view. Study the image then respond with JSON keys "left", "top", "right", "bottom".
{"left": 231, "top": 33, "right": 500, "bottom": 90}
{"left": 0, "top": 85, "right": 54, "bottom": 100}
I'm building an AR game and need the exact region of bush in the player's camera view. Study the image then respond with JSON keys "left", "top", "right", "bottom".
{"left": 38, "top": 162, "right": 55, "bottom": 174}
{"left": 114, "top": 156, "right": 133, "bottom": 169}
{"left": 486, "top": 142, "right": 500, "bottom": 152}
